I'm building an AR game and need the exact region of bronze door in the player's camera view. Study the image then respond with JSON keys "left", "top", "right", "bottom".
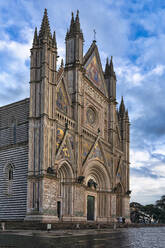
{"left": 87, "top": 195, "right": 95, "bottom": 220}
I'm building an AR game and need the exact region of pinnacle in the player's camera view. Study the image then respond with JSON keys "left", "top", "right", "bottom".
{"left": 75, "top": 10, "right": 80, "bottom": 32}
{"left": 71, "top": 12, "right": 74, "bottom": 24}
{"left": 105, "top": 57, "right": 109, "bottom": 76}
{"left": 33, "top": 27, "right": 38, "bottom": 46}
{"left": 109, "top": 56, "right": 116, "bottom": 79}
{"left": 61, "top": 58, "right": 64, "bottom": 67}
{"left": 39, "top": 8, "right": 52, "bottom": 39}
{"left": 66, "top": 10, "right": 83, "bottom": 39}
{"left": 104, "top": 56, "right": 115, "bottom": 78}
{"left": 110, "top": 56, "right": 114, "bottom": 73}
{"left": 125, "top": 109, "right": 129, "bottom": 120}
{"left": 69, "top": 12, "right": 74, "bottom": 33}
{"left": 52, "top": 31, "right": 57, "bottom": 48}
{"left": 75, "top": 10, "right": 79, "bottom": 23}
{"left": 119, "top": 96, "right": 125, "bottom": 114}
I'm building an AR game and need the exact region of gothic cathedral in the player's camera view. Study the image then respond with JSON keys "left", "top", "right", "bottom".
{"left": 0, "top": 9, "right": 130, "bottom": 223}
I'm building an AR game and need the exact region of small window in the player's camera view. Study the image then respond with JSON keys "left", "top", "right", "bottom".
{"left": 8, "top": 167, "right": 13, "bottom": 180}
{"left": 4, "top": 163, "right": 14, "bottom": 196}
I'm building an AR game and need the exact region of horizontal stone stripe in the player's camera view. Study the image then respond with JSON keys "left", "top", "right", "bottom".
{"left": 0, "top": 145, "right": 28, "bottom": 220}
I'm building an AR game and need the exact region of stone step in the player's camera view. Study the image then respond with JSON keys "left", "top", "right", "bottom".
{"left": 1, "top": 221, "right": 115, "bottom": 230}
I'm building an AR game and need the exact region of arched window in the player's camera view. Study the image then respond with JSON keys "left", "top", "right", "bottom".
{"left": 4, "top": 162, "right": 14, "bottom": 196}
{"left": 8, "top": 167, "right": 13, "bottom": 180}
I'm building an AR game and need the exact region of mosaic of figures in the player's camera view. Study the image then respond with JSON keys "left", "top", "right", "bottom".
{"left": 56, "top": 128, "right": 64, "bottom": 150}
{"left": 56, "top": 84, "right": 68, "bottom": 114}
{"left": 82, "top": 141, "right": 92, "bottom": 160}
{"left": 56, "top": 127, "right": 74, "bottom": 160}
{"left": 59, "top": 142, "right": 70, "bottom": 159}
{"left": 89, "top": 142, "right": 103, "bottom": 161}
{"left": 85, "top": 52, "right": 105, "bottom": 94}
{"left": 82, "top": 140, "right": 104, "bottom": 162}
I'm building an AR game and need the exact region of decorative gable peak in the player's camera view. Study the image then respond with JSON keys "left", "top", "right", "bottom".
{"left": 84, "top": 42, "right": 108, "bottom": 97}
{"left": 88, "top": 142, "right": 104, "bottom": 162}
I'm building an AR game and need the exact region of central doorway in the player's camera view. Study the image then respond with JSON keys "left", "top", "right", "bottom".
{"left": 87, "top": 195, "right": 95, "bottom": 221}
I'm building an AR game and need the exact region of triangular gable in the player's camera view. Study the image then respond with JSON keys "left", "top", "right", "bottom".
{"left": 56, "top": 133, "right": 75, "bottom": 163}
{"left": 56, "top": 78, "right": 71, "bottom": 114}
{"left": 88, "top": 141, "right": 104, "bottom": 162}
{"left": 84, "top": 43, "right": 108, "bottom": 97}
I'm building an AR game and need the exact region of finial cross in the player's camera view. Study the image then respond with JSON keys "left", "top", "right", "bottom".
{"left": 93, "top": 29, "right": 96, "bottom": 41}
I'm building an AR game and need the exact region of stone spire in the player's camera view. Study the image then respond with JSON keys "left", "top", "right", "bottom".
{"left": 39, "top": 8, "right": 52, "bottom": 39}
{"left": 104, "top": 57, "right": 109, "bottom": 77}
{"left": 66, "top": 10, "right": 83, "bottom": 40}
{"left": 75, "top": 10, "right": 80, "bottom": 32}
{"left": 104, "top": 56, "right": 117, "bottom": 99}
{"left": 119, "top": 96, "right": 125, "bottom": 115}
{"left": 70, "top": 12, "right": 75, "bottom": 30}
{"left": 104, "top": 56, "right": 116, "bottom": 79}
{"left": 52, "top": 31, "right": 57, "bottom": 48}
{"left": 65, "top": 10, "right": 84, "bottom": 65}
{"left": 33, "top": 27, "right": 38, "bottom": 46}
{"left": 125, "top": 109, "right": 129, "bottom": 121}
{"left": 109, "top": 56, "right": 116, "bottom": 79}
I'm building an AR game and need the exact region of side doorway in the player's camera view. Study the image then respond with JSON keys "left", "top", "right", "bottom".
{"left": 57, "top": 201, "right": 61, "bottom": 220}
{"left": 87, "top": 195, "right": 95, "bottom": 221}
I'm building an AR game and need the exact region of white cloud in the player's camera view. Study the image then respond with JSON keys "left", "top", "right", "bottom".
{"left": 151, "top": 65, "right": 165, "bottom": 76}
{"left": 0, "top": 38, "right": 32, "bottom": 61}
{"left": 153, "top": 146, "right": 165, "bottom": 156}
{"left": 130, "top": 149, "right": 151, "bottom": 168}
{"left": 130, "top": 175, "right": 165, "bottom": 205}
{"left": 151, "top": 164, "right": 165, "bottom": 177}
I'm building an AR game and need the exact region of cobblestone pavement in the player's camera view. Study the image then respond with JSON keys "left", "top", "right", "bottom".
{"left": 0, "top": 227, "right": 165, "bottom": 247}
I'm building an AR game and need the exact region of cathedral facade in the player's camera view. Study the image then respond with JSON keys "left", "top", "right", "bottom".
{"left": 0, "top": 9, "right": 130, "bottom": 223}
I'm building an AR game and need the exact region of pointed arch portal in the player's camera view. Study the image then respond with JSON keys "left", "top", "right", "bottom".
{"left": 83, "top": 161, "right": 111, "bottom": 220}
{"left": 57, "top": 161, "right": 73, "bottom": 218}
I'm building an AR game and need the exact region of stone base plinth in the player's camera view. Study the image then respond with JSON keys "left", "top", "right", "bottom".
{"left": 24, "top": 215, "right": 59, "bottom": 223}
{"left": 62, "top": 216, "right": 87, "bottom": 222}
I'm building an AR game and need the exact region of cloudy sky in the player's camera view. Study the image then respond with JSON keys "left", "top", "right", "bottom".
{"left": 0, "top": 0, "right": 165, "bottom": 205}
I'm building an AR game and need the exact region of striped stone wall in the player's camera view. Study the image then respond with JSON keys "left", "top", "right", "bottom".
{"left": 0, "top": 99, "right": 29, "bottom": 220}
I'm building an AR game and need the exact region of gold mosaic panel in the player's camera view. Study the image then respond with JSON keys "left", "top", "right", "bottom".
{"left": 85, "top": 52, "right": 105, "bottom": 94}
{"left": 82, "top": 142, "right": 92, "bottom": 160}
{"left": 56, "top": 84, "right": 68, "bottom": 113}
{"left": 56, "top": 128, "right": 64, "bottom": 150}
{"left": 89, "top": 143, "right": 103, "bottom": 161}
